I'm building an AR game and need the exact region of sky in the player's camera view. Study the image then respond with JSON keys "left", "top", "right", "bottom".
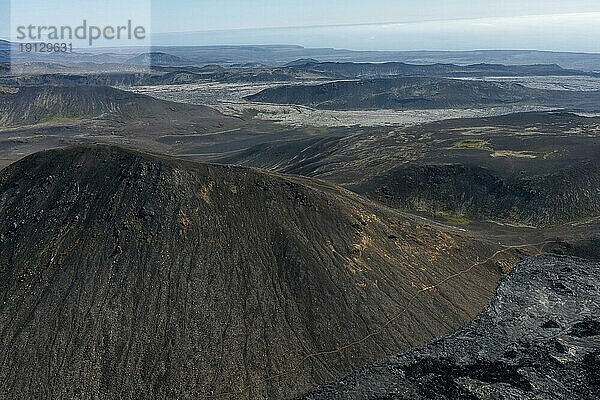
{"left": 2, "top": 0, "right": 600, "bottom": 51}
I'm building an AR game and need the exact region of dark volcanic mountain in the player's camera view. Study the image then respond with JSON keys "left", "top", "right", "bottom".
{"left": 0, "top": 145, "right": 512, "bottom": 399}
{"left": 0, "top": 85, "right": 238, "bottom": 130}
{"left": 299, "top": 255, "right": 600, "bottom": 400}
{"left": 246, "top": 77, "right": 600, "bottom": 111}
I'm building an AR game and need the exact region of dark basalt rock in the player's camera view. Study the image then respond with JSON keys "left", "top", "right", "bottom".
{"left": 569, "top": 320, "right": 600, "bottom": 338}
{"left": 299, "top": 255, "right": 600, "bottom": 400}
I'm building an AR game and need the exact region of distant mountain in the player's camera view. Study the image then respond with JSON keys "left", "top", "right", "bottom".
{"left": 289, "top": 61, "right": 591, "bottom": 78}
{"left": 9, "top": 45, "right": 595, "bottom": 71}
{"left": 390, "top": 49, "right": 600, "bottom": 73}
{"left": 299, "top": 255, "right": 600, "bottom": 400}
{"left": 125, "top": 52, "right": 189, "bottom": 67}
{"left": 285, "top": 58, "right": 321, "bottom": 67}
{"left": 148, "top": 46, "right": 600, "bottom": 71}
{"left": 0, "top": 145, "right": 507, "bottom": 399}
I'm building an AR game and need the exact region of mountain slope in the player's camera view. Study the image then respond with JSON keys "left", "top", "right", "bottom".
{"left": 351, "top": 161, "right": 600, "bottom": 227}
{"left": 0, "top": 145, "right": 511, "bottom": 399}
{"left": 299, "top": 255, "right": 600, "bottom": 399}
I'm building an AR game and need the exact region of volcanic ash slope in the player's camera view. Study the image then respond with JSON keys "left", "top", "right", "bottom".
{"left": 0, "top": 145, "right": 507, "bottom": 399}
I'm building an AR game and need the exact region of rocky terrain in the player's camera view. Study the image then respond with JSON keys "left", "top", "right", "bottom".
{"left": 0, "top": 145, "right": 516, "bottom": 399}
{"left": 0, "top": 44, "right": 599, "bottom": 400}
{"left": 299, "top": 254, "right": 600, "bottom": 400}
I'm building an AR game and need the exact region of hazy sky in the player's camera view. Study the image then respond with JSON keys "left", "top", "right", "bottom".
{"left": 150, "top": 0, "right": 600, "bottom": 32}
{"left": 2, "top": 0, "right": 600, "bottom": 51}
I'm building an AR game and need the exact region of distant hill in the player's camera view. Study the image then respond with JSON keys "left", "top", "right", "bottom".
{"left": 388, "top": 49, "right": 600, "bottom": 73}
{"left": 246, "top": 77, "right": 538, "bottom": 110}
{"left": 0, "top": 145, "right": 507, "bottom": 399}
{"left": 220, "top": 111, "right": 600, "bottom": 228}
{"left": 125, "top": 52, "right": 189, "bottom": 67}
{"left": 8, "top": 46, "right": 597, "bottom": 71}
{"left": 289, "top": 61, "right": 590, "bottom": 79}
{"left": 0, "top": 85, "right": 238, "bottom": 131}
{"left": 285, "top": 58, "right": 321, "bottom": 67}
{"left": 246, "top": 77, "right": 600, "bottom": 111}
